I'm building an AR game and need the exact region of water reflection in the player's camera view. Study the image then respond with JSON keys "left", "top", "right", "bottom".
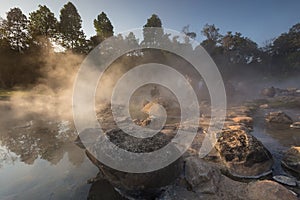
{"left": 253, "top": 108, "right": 300, "bottom": 150}
{"left": 252, "top": 108, "right": 300, "bottom": 175}
{"left": 0, "top": 117, "right": 98, "bottom": 199}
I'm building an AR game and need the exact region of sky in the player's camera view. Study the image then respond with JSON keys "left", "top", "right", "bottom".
{"left": 0, "top": 0, "right": 299, "bottom": 46}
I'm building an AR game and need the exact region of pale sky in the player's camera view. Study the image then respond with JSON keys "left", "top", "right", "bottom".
{"left": 0, "top": 0, "right": 299, "bottom": 46}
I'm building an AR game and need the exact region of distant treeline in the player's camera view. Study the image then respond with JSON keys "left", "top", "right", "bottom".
{"left": 0, "top": 2, "right": 299, "bottom": 89}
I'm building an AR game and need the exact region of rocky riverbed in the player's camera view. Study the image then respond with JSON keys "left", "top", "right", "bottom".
{"left": 1, "top": 91, "right": 300, "bottom": 199}
{"left": 78, "top": 95, "right": 300, "bottom": 200}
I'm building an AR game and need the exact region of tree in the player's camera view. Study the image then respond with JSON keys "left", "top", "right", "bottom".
{"left": 125, "top": 32, "right": 139, "bottom": 47}
{"left": 201, "top": 24, "right": 222, "bottom": 54}
{"left": 58, "top": 2, "right": 88, "bottom": 53}
{"left": 182, "top": 25, "right": 196, "bottom": 46}
{"left": 182, "top": 25, "right": 196, "bottom": 39}
{"left": 142, "top": 14, "right": 164, "bottom": 46}
{"left": 271, "top": 23, "right": 300, "bottom": 73}
{"left": 5, "top": 7, "right": 29, "bottom": 52}
{"left": 221, "top": 31, "right": 259, "bottom": 65}
{"left": 93, "top": 12, "right": 114, "bottom": 43}
{"left": 202, "top": 24, "right": 221, "bottom": 43}
{"left": 29, "top": 5, "right": 58, "bottom": 39}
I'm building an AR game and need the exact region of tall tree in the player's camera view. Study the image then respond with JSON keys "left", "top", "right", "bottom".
{"left": 59, "top": 2, "right": 87, "bottom": 53}
{"left": 29, "top": 5, "right": 58, "bottom": 39}
{"left": 93, "top": 12, "right": 114, "bottom": 42}
{"left": 125, "top": 32, "right": 140, "bottom": 49}
{"left": 5, "top": 7, "right": 29, "bottom": 52}
{"left": 142, "top": 14, "right": 163, "bottom": 46}
{"left": 271, "top": 23, "right": 300, "bottom": 73}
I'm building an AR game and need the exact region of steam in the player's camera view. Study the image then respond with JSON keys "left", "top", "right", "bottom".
{"left": 0, "top": 50, "right": 85, "bottom": 131}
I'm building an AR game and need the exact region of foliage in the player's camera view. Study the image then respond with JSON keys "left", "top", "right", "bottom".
{"left": 4, "top": 7, "right": 29, "bottom": 52}
{"left": 58, "top": 2, "right": 88, "bottom": 53}
{"left": 93, "top": 12, "right": 114, "bottom": 45}
{"left": 29, "top": 5, "right": 58, "bottom": 39}
{"left": 0, "top": 5, "right": 299, "bottom": 89}
{"left": 142, "top": 14, "right": 164, "bottom": 46}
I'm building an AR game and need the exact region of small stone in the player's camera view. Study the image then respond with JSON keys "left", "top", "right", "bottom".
{"left": 260, "top": 104, "right": 269, "bottom": 109}
{"left": 273, "top": 175, "right": 297, "bottom": 186}
{"left": 290, "top": 122, "right": 300, "bottom": 129}
{"left": 231, "top": 116, "right": 253, "bottom": 128}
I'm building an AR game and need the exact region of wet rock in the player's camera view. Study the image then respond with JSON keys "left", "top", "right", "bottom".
{"left": 246, "top": 180, "right": 298, "bottom": 200}
{"left": 273, "top": 175, "right": 297, "bottom": 186}
{"left": 260, "top": 104, "right": 269, "bottom": 109}
{"left": 215, "top": 129, "right": 273, "bottom": 178}
{"left": 168, "top": 156, "right": 248, "bottom": 200}
{"left": 87, "top": 179, "right": 125, "bottom": 200}
{"left": 282, "top": 146, "right": 300, "bottom": 174}
{"left": 159, "top": 185, "right": 199, "bottom": 200}
{"left": 85, "top": 128, "right": 182, "bottom": 199}
{"left": 227, "top": 106, "right": 254, "bottom": 117}
{"left": 231, "top": 116, "right": 253, "bottom": 129}
{"left": 266, "top": 111, "right": 293, "bottom": 124}
{"left": 290, "top": 122, "right": 300, "bottom": 129}
{"left": 184, "top": 157, "right": 221, "bottom": 195}
{"left": 141, "top": 98, "right": 181, "bottom": 122}
{"left": 261, "top": 87, "right": 276, "bottom": 98}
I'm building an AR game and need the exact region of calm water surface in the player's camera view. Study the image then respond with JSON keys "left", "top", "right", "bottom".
{"left": 0, "top": 119, "right": 98, "bottom": 200}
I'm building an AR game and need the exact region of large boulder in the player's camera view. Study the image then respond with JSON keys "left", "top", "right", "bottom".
{"left": 215, "top": 129, "right": 273, "bottom": 178}
{"left": 282, "top": 146, "right": 300, "bottom": 175}
{"left": 266, "top": 111, "right": 293, "bottom": 124}
{"left": 185, "top": 156, "right": 221, "bottom": 195}
{"left": 171, "top": 156, "right": 248, "bottom": 200}
{"left": 84, "top": 128, "right": 182, "bottom": 199}
{"left": 161, "top": 157, "right": 297, "bottom": 200}
{"left": 246, "top": 180, "right": 297, "bottom": 200}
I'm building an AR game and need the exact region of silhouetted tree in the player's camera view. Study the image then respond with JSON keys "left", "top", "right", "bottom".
{"left": 142, "top": 14, "right": 164, "bottom": 47}
{"left": 182, "top": 25, "right": 196, "bottom": 39}
{"left": 201, "top": 24, "right": 222, "bottom": 54}
{"left": 221, "top": 31, "right": 259, "bottom": 64}
{"left": 93, "top": 12, "right": 114, "bottom": 43}
{"left": 4, "top": 7, "right": 29, "bottom": 52}
{"left": 29, "top": 5, "right": 58, "bottom": 39}
{"left": 271, "top": 23, "right": 300, "bottom": 74}
{"left": 59, "top": 2, "right": 88, "bottom": 53}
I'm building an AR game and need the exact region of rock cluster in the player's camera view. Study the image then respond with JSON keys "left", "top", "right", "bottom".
{"left": 266, "top": 111, "right": 293, "bottom": 124}
{"left": 282, "top": 146, "right": 300, "bottom": 175}
{"left": 82, "top": 103, "right": 298, "bottom": 199}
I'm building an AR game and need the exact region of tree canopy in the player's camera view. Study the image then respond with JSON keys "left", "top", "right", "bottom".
{"left": 59, "top": 2, "right": 88, "bottom": 53}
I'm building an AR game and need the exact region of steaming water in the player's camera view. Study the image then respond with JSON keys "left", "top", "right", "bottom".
{"left": 251, "top": 108, "right": 300, "bottom": 175}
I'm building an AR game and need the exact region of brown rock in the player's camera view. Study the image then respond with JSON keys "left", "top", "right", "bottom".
{"left": 246, "top": 180, "right": 297, "bottom": 200}
{"left": 215, "top": 129, "right": 273, "bottom": 177}
{"left": 185, "top": 157, "right": 221, "bottom": 195}
{"left": 266, "top": 111, "right": 293, "bottom": 124}
{"left": 261, "top": 87, "right": 276, "bottom": 98}
{"left": 84, "top": 128, "right": 182, "bottom": 198}
{"left": 282, "top": 146, "right": 300, "bottom": 174}
{"left": 231, "top": 116, "right": 253, "bottom": 129}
